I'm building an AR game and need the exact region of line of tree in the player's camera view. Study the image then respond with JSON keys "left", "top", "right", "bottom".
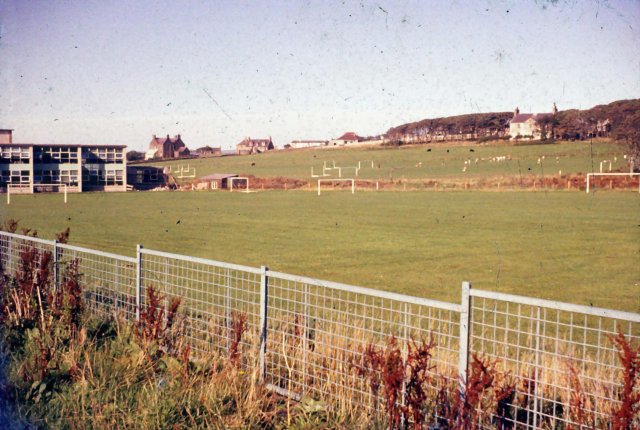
{"left": 386, "top": 112, "right": 513, "bottom": 141}
{"left": 386, "top": 98, "right": 639, "bottom": 145}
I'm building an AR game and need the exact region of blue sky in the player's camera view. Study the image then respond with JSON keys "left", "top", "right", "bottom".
{"left": 1, "top": 0, "right": 639, "bottom": 151}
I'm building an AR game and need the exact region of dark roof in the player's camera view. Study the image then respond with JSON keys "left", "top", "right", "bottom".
{"left": 0, "top": 143, "right": 127, "bottom": 149}
{"left": 199, "top": 173, "right": 239, "bottom": 180}
{"left": 238, "top": 138, "right": 271, "bottom": 146}
{"left": 511, "top": 113, "right": 553, "bottom": 124}
{"left": 510, "top": 114, "right": 535, "bottom": 124}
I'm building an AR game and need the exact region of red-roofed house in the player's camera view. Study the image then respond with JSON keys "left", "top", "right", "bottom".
{"left": 330, "top": 132, "right": 362, "bottom": 146}
{"left": 145, "top": 134, "right": 190, "bottom": 160}
{"left": 236, "top": 137, "right": 274, "bottom": 155}
{"left": 509, "top": 105, "right": 557, "bottom": 140}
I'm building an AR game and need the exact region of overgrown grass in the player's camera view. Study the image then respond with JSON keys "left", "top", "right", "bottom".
{"left": 3, "top": 190, "right": 639, "bottom": 312}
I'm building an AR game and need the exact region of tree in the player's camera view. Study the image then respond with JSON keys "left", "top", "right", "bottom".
{"left": 126, "top": 150, "right": 145, "bottom": 162}
{"left": 613, "top": 112, "right": 640, "bottom": 171}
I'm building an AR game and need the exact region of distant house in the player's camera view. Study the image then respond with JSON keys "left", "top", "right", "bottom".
{"left": 288, "top": 140, "right": 328, "bottom": 149}
{"left": 236, "top": 137, "right": 274, "bottom": 155}
{"left": 195, "top": 146, "right": 222, "bottom": 157}
{"left": 330, "top": 132, "right": 362, "bottom": 146}
{"left": 509, "top": 105, "right": 557, "bottom": 140}
{"left": 145, "top": 134, "right": 190, "bottom": 160}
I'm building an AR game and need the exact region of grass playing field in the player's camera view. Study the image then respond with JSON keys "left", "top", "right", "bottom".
{"left": 141, "top": 140, "right": 630, "bottom": 183}
{"left": 2, "top": 189, "right": 638, "bottom": 312}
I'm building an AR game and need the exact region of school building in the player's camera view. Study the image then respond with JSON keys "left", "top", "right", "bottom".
{"left": 0, "top": 129, "right": 127, "bottom": 193}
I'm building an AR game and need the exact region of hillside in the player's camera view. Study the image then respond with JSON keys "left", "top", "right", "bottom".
{"left": 386, "top": 99, "right": 640, "bottom": 145}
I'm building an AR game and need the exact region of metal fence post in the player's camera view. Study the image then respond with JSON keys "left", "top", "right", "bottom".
{"left": 458, "top": 281, "right": 472, "bottom": 400}
{"left": 302, "top": 283, "right": 309, "bottom": 393}
{"left": 259, "top": 266, "right": 269, "bottom": 381}
{"left": 53, "top": 239, "right": 59, "bottom": 289}
{"left": 136, "top": 244, "right": 143, "bottom": 322}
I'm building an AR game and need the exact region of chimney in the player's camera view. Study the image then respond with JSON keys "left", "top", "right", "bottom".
{"left": 514, "top": 107, "right": 520, "bottom": 116}
{"left": 552, "top": 103, "right": 558, "bottom": 115}
{"left": 177, "top": 134, "right": 181, "bottom": 139}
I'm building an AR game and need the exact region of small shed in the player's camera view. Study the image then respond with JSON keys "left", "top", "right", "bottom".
{"left": 198, "top": 173, "right": 239, "bottom": 190}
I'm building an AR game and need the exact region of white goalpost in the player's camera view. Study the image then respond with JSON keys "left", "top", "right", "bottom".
{"left": 6, "top": 183, "right": 69, "bottom": 204}
{"left": 317, "top": 178, "right": 355, "bottom": 195}
{"left": 229, "top": 176, "right": 250, "bottom": 193}
{"left": 585, "top": 172, "right": 640, "bottom": 193}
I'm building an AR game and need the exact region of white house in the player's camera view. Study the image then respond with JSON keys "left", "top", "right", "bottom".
{"left": 509, "top": 104, "right": 557, "bottom": 140}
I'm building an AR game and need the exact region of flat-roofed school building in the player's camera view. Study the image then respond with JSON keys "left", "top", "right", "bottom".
{"left": 0, "top": 131, "right": 127, "bottom": 193}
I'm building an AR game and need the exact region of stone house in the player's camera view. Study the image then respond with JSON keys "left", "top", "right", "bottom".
{"left": 146, "top": 134, "right": 190, "bottom": 160}
{"left": 236, "top": 137, "right": 274, "bottom": 155}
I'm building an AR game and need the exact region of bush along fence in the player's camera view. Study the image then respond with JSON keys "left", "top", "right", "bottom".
{"left": 0, "top": 230, "right": 638, "bottom": 429}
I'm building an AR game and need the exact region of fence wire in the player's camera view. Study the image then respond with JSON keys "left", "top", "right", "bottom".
{"left": 265, "top": 270, "right": 461, "bottom": 410}
{"left": 0, "top": 232, "right": 55, "bottom": 278}
{"left": 58, "top": 243, "right": 137, "bottom": 320}
{"left": 469, "top": 290, "right": 640, "bottom": 429}
{"left": 139, "top": 249, "right": 262, "bottom": 359}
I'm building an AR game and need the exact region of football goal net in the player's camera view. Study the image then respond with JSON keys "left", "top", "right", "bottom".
{"left": 317, "top": 178, "right": 355, "bottom": 195}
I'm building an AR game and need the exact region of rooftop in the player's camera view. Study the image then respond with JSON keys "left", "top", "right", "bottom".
{"left": 0, "top": 142, "right": 127, "bottom": 149}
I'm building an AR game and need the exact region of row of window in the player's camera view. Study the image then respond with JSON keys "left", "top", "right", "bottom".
{"left": 0, "top": 170, "right": 30, "bottom": 184}
{"left": 1, "top": 168, "right": 125, "bottom": 187}
{"left": 33, "top": 146, "right": 79, "bottom": 163}
{"left": 34, "top": 169, "right": 80, "bottom": 185}
{"left": 84, "top": 169, "right": 124, "bottom": 186}
{"left": 83, "top": 147, "right": 124, "bottom": 163}
{"left": 1, "top": 146, "right": 124, "bottom": 164}
{"left": 0, "top": 147, "right": 30, "bottom": 162}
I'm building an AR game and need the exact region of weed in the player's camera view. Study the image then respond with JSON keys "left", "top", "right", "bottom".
{"left": 0, "top": 218, "right": 19, "bottom": 233}
{"left": 228, "top": 310, "right": 247, "bottom": 367}
{"left": 135, "top": 285, "right": 182, "bottom": 356}
{"left": 404, "top": 335, "right": 436, "bottom": 429}
{"left": 610, "top": 329, "right": 640, "bottom": 430}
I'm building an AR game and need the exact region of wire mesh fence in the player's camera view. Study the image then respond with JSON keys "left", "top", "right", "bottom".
{"left": 264, "top": 270, "right": 461, "bottom": 410}
{"left": 57, "top": 243, "right": 137, "bottom": 321}
{"left": 468, "top": 289, "right": 640, "bottom": 429}
{"left": 139, "top": 248, "right": 262, "bottom": 359}
{"left": 0, "top": 230, "right": 638, "bottom": 428}
{"left": 0, "top": 231, "right": 55, "bottom": 278}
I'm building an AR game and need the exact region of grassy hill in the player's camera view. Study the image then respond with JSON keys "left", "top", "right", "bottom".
{"left": 140, "top": 140, "right": 630, "bottom": 184}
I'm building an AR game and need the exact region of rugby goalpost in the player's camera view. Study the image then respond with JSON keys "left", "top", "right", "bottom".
{"left": 585, "top": 172, "right": 640, "bottom": 193}
{"left": 317, "top": 178, "right": 355, "bottom": 195}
